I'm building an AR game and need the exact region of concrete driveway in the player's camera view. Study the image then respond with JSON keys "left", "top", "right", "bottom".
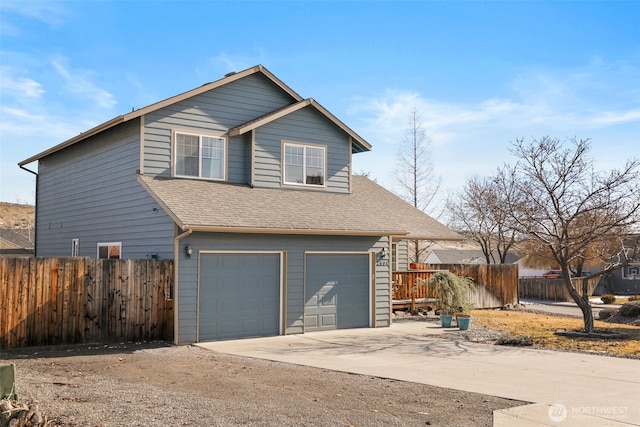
{"left": 197, "top": 321, "right": 640, "bottom": 426}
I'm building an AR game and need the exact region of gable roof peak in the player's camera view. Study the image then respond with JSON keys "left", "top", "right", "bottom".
{"left": 19, "top": 64, "right": 302, "bottom": 166}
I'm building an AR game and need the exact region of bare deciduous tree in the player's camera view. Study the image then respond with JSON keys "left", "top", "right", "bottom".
{"left": 446, "top": 175, "right": 517, "bottom": 264}
{"left": 394, "top": 108, "right": 441, "bottom": 263}
{"left": 497, "top": 136, "right": 640, "bottom": 333}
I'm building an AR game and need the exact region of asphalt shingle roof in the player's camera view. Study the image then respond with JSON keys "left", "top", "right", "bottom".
{"left": 138, "top": 175, "right": 461, "bottom": 240}
{"left": 0, "top": 229, "right": 34, "bottom": 250}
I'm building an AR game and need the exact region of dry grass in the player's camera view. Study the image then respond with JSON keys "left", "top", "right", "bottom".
{"left": 471, "top": 309, "right": 640, "bottom": 358}
{"left": 0, "top": 202, "right": 34, "bottom": 229}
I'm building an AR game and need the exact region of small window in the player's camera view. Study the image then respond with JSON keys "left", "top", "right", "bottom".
{"left": 624, "top": 265, "right": 639, "bottom": 280}
{"left": 175, "top": 132, "right": 225, "bottom": 180}
{"left": 97, "top": 242, "right": 121, "bottom": 259}
{"left": 71, "top": 239, "right": 80, "bottom": 257}
{"left": 283, "top": 142, "right": 325, "bottom": 186}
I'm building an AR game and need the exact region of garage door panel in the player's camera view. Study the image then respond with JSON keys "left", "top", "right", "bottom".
{"left": 305, "top": 254, "right": 370, "bottom": 332}
{"left": 199, "top": 253, "right": 280, "bottom": 341}
{"left": 321, "top": 314, "right": 336, "bottom": 327}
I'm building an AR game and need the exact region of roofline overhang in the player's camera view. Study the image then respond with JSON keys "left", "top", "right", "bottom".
{"left": 228, "top": 98, "right": 372, "bottom": 153}
{"left": 19, "top": 65, "right": 303, "bottom": 166}
{"left": 181, "top": 225, "right": 407, "bottom": 237}
{"left": 19, "top": 116, "right": 126, "bottom": 166}
{"left": 391, "top": 235, "right": 464, "bottom": 242}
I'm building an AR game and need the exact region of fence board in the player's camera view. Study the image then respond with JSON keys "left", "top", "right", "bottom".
{"left": 519, "top": 277, "right": 601, "bottom": 302}
{"left": 393, "top": 263, "right": 519, "bottom": 310}
{"left": 0, "top": 257, "right": 173, "bottom": 349}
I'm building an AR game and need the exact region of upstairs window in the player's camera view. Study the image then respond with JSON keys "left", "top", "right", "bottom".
{"left": 97, "top": 242, "right": 121, "bottom": 259}
{"left": 283, "top": 142, "right": 325, "bottom": 187}
{"left": 175, "top": 132, "right": 225, "bottom": 180}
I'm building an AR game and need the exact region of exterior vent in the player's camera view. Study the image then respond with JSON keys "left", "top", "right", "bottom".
{"left": 224, "top": 71, "right": 237, "bottom": 77}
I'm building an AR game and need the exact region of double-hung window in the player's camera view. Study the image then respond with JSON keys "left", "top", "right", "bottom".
{"left": 283, "top": 142, "right": 325, "bottom": 186}
{"left": 175, "top": 132, "right": 225, "bottom": 180}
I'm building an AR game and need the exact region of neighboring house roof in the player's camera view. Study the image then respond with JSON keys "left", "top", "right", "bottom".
{"left": 228, "top": 98, "right": 371, "bottom": 153}
{"left": 427, "top": 249, "right": 519, "bottom": 264}
{"left": 0, "top": 229, "right": 34, "bottom": 251}
{"left": 138, "top": 174, "right": 462, "bottom": 240}
{"left": 19, "top": 65, "right": 309, "bottom": 166}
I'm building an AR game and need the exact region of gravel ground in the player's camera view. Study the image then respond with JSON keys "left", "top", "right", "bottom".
{"left": 1, "top": 323, "right": 526, "bottom": 427}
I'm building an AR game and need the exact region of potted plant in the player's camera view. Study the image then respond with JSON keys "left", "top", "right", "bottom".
{"left": 414, "top": 271, "right": 475, "bottom": 328}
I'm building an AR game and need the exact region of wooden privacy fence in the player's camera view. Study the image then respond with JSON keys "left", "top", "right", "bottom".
{"left": 393, "top": 263, "right": 519, "bottom": 310}
{"left": 519, "top": 276, "right": 602, "bottom": 302}
{"left": 0, "top": 257, "right": 173, "bottom": 349}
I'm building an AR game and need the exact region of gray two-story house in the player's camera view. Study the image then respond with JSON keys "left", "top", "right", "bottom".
{"left": 19, "top": 65, "right": 460, "bottom": 344}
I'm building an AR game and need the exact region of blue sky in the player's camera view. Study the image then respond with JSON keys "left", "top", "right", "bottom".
{"left": 1, "top": 1, "right": 639, "bottom": 214}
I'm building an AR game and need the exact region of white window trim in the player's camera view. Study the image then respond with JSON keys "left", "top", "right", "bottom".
{"left": 282, "top": 140, "right": 327, "bottom": 188}
{"left": 97, "top": 242, "right": 122, "bottom": 259}
{"left": 71, "top": 238, "right": 80, "bottom": 257}
{"left": 172, "top": 129, "right": 227, "bottom": 181}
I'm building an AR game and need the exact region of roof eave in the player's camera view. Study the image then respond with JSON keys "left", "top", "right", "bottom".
{"left": 228, "top": 98, "right": 372, "bottom": 153}
{"left": 19, "top": 115, "right": 125, "bottom": 165}
{"left": 308, "top": 99, "right": 371, "bottom": 152}
{"left": 181, "top": 225, "right": 407, "bottom": 237}
{"left": 19, "top": 64, "right": 303, "bottom": 165}
{"left": 392, "top": 235, "right": 464, "bottom": 242}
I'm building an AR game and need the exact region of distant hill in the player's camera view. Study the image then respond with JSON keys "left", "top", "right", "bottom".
{"left": 0, "top": 202, "right": 35, "bottom": 254}
{"left": 0, "top": 202, "right": 35, "bottom": 230}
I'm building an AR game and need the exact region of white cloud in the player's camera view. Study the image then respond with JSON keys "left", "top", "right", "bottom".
{"left": 0, "top": 71, "right": 44, "bottom": 98}
{"left": 348, "top": 63, "right": 640, "bottom": 214}
{"left": 51, "top": 57, "right": 117, "bottom": 109}
{"left": 0, "top": 1, "right": 68, "bottom": 29}
{"left": 588, "top": 109, "right": 640, "bottom": 126}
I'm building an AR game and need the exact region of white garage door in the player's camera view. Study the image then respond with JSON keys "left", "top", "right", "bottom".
{"left": 305, "top": 253, "right": 370, "bottom": 331}
{"left": 199, "top": 253, "right": 280, "bottom": 341}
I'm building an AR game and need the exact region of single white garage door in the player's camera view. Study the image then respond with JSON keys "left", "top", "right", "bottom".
{"left": 305, "top": 253, "right": 370, "bottom": 331}
{"left": 199, "top": 253, "right": 280, "bottom": 341}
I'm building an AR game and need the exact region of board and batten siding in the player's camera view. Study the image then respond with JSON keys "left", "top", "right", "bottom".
{"left": 252, "top": 107, "right": 351, "bottom": 193}
{"left": 175, "top": 232, "right": 390, "bottom": 344}
{"left": 36, "top": 119, "right": 175, "bottom": 259}
{"left": 142, "top": 73, "right": 296, "bottom": 179}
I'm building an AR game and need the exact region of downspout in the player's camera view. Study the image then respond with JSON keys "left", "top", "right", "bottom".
{"left": 173, "top": 227, "right": 193, "bottom": 345}
{"left": 19, "top": 165, "right": 38, "bottom": 257}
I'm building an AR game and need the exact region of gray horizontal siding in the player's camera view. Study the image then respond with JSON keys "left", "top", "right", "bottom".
{"left": 252, "top": 107, "right": 351, "bottom": 193}
{"left": 36, "top": 119, "right": 175, "bottom": 259}
{"left": 143, "top": 73, "right": 296, "bottom": 178}
{"left": 175, "top": 232, "right": 389, "bottom": 344}
{"left": 227, "top": 135, "right": 250, "bottom": 183}
{"left": 393, "top": 239, "right": 410, "bottom": 271}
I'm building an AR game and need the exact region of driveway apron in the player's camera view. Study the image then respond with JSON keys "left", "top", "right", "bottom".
{"left": 197, "top": 321, "right": 640, "bottom": 426}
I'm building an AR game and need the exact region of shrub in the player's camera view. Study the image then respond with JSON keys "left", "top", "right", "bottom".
{"left": 413, "top": 271, "right": 475, "bottom": 315}
{"left": 628, "top": 295, "right": 640, "bottom": 302}
{"left": 598, "top": 309, "right": 616, "bottom": 320}
{"left": 618, "top": 301, "right": 640, "bottom": 318}
{"left": 600, "top": 294, "right": 616, "bottom": 304}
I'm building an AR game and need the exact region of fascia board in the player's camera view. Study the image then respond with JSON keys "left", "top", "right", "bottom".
{"left": 182, "top": 225, "right": 408, "bottom": 237}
